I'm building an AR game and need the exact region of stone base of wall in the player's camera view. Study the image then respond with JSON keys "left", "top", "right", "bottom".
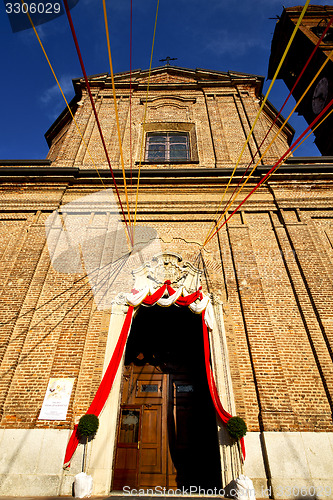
{"left": 0, "top": 428, "right": 83, "bottom": 496}
{"left": 244, "top": 431, "right": 333, "bottom": 500}
{"left": 1, "top": 429, "right": 333, "bottom": 497}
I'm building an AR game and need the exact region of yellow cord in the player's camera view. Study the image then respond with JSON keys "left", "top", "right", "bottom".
{"left": 102, "top": 0, "right": 132, "bottom": 232}
{"left": 265, "top": 105, "right": 333, "bottom": 184}
{"left": 19, "top": 0, "right": 134, "bottom": 250}
{"left": 202, "top": 0, "right": 311, "bottom": 246}
{"left": 19, "top": 0, "right": 114, "bottom": 199}
{"left": 133, "top": 0, "right": 160, "bottom": 229}
{"left": 205, "top": 48, "right": 333, "bottom": 244}
{"left": 204, "top": 103, "right": 333, "bottom": 247}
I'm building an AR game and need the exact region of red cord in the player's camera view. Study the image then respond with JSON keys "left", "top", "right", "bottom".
{"left": 129, "top": 0, "right": 133, "bottom": 189}
{"left": 259, "top": 13, "right": 333, "bottom": 152}
{"left": 218, "top": 14, "right": 333, "bottom": 221}
{"left": 62, "top": 0, "right": 130, "bottom": 235}
{"left": 208, "top": 94, "right": 333, "bottom": 242}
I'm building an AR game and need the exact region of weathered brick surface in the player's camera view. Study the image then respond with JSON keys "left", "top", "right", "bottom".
{"left": 247, "top": 211, "right": 333, "bottom": 430}
{"left": 47, "top": 70, "right": 291, "bottom": 171}
{"left": 0, "top": 67, "right": 332, "bottom": 437}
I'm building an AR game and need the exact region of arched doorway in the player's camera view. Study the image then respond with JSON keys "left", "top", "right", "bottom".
{"left": 112, "top": 303, "right": 222, "bottom": 491}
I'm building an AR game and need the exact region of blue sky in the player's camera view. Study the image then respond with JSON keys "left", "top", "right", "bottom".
{"left": 1, "top": 0, "right": 332, "bottom": 159}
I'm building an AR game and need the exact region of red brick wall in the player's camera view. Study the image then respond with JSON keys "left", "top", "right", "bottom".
{"left": 0, "top": 70, "right": 332, "bottom": 435}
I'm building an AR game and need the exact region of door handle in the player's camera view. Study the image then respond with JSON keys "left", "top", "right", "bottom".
{"left": 137, "top": 440, "right": 140, "bottom": 450}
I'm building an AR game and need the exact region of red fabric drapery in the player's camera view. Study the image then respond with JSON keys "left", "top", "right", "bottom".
{"left": 202, "top": 313, "right": 246, "bottom": 460}
{"left": 63, "top": 280, "right": 245, "bottom": 466}
{"left": 63, "top": 306, "right": 134, "bottom": 467}
{"left": 141, "top": 282, "right": 168, "bottom": 305}
{"left": 166, "top": 282, "right": 203, "bottom": 305}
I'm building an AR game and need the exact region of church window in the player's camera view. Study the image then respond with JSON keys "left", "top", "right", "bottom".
{"left": 145, "top": 132, "right": 190, "bottom": 161}
{"left": 176, "top": 384, "right": 194, "bottom": 393}
{"left": 118, "top": 409, "right": 140, "bottom": 444}
{"left": 141, "top": 384, "right": 159, "bottom": 393}
{"left": 137, "top": 380, "right": 162, "bottom": 398}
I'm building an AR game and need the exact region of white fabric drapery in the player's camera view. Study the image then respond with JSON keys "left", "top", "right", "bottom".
{"left": 126, "top": 284, "right": 213, "bottom": 330}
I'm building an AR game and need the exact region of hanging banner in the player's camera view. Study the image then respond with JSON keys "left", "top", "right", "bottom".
{"left": 39, "top": 378, "right": 75, "bottom": 421}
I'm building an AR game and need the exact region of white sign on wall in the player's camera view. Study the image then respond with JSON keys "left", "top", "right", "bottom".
{"left": 38, "top": 378, "right": 75, "bottom": 421}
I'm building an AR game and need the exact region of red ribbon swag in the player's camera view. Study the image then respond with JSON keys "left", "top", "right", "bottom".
{"left": 63, "top": 305, "right": 134, "bottom": 466}
{"left": 202, "top": 313, "right": 246, "bottom": 460}
{"left": 63, "top": 280, "right": 245, "bottom": 466}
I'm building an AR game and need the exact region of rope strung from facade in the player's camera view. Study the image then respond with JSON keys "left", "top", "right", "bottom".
{"left": 102, "top": 0, "right": 132, "bottom": 238}
{"left": 62, "top": 0, "right": 132, "bottom": 243}
{"left": 133, "top": 0, "right": 160, "bottom": 229}
{"left": 202, "top": 0, "right": 311, "bottom": 246}
{"left": 204, "top": 47, "right": 333, "bottom": 246}
{"left": 18, "top": 0, "right": 114, "bottom": 202}
{"left": 129, "top": 0, "right": 133, "bottom": 194}
{"left": 205, "top": 93, "right": 333, "bottom": 245}
{"left": 246, "top": 12, "right": 333, "bottom": 166}
{"left": 265, "top": 103, "right": 333, "bottom": 182}
{"left": 203, "top": 15, "right": 333, "bottom": 247}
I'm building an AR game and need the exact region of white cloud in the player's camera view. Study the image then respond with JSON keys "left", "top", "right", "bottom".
{"left": 40, "top": 76, "right": 73, "bottom": 105}
{"left": 40, "top": 76, "right": 75, "bottom": 122}
{"left": 204, "top": 29, "right": 266, "bottom": 57}
{"left": 16, "top": 22, "right": 47, "bottom": 45}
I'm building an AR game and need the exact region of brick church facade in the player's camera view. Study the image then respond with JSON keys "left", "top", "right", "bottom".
{"left": 0, "top": 64, "right": 332, "bottom": 497}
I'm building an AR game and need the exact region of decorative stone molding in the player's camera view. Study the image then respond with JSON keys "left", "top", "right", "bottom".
{"left": 112, "top": 292, "right": 128, "bottom": 306}
{"left": 131, "top": 252, "right": 202, "bottom": 291}
{"left": 140, "top": 96, "right": 197, "bottom": 104}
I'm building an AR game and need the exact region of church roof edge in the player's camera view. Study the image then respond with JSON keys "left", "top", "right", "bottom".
{"left": 71, "top": 65, "right": 265, "bottom": 88}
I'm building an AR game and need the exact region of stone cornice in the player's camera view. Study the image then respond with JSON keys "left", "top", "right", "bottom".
{"left": 0, "top": 158, "right": 332, "bottom": 185}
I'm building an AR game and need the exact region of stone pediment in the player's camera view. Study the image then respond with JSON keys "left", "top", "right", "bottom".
{"left": 74, "top": 67, "right": 264, "bottom": 89}
{"left": 112, "top": 67, "right": 262, "bottom": 85}
{"left": 137, "top": 72, "right": 197, "bottom": 84}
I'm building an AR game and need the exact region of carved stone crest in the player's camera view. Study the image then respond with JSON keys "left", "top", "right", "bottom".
{"left": 131, "top": 252, "right": 202, "bottom": 292}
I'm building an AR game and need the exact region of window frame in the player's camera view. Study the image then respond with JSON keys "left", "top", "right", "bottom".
{"left": 145, "top": 131, "right": 191, "bottom": 163}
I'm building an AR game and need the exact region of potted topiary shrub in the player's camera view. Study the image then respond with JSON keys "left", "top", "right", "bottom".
{"left": 78, "top": 414, "right": 99, "bottom": 473}
{"left": 73, "top": 414, "right": 99, "bottom": 498}
{"left": 227, "top": 416, "right": 247, "bottom": 440}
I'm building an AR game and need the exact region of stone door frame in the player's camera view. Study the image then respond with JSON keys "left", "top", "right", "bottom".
{"left": 86, "top": 252, "right": 241, "bottom": 494}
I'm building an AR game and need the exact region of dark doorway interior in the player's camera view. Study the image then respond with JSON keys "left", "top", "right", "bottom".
{"left": 112, "top": 304, "right": 222, "bottom": 490}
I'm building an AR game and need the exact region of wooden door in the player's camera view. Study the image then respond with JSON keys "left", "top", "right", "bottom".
{"left": 113, "top": 367, "right": 169, "bottom": 490}
{"left": 112, "top": 365, "right": 222, "bottom": 490}
{"left": 139, "top": 403, "right": 164, "bottom": 487}
{"left": 112, "top": 405, "right": 141, "bottom": 490}
{"left": 167, "top": 376, "right": 195, "bottom": 488}
{"left": 112, "top": 304, "right": 222, "bottom": 491}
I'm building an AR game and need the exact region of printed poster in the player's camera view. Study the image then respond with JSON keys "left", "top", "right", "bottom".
{"left": 38, "top": 378, "right": 75, "bottom": 420}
